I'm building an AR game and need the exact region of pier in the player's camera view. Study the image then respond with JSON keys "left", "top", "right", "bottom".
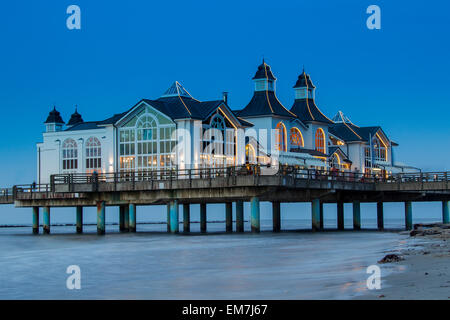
{"left": 1, "top": 166, "right": 450, "bottom": 234}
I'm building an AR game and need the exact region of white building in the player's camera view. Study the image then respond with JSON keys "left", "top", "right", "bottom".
{"left": 36, "top": 61, "right": 418, "bottom": 184}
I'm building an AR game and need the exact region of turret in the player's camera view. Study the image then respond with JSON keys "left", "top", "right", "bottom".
{"left": 44, "top": 106, "right": 65, "bottom": 132}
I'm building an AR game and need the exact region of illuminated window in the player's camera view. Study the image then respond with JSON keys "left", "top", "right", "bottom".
{"left": 315, "top": 128, "right": 325, "bottom": 153}
{"left": 275, "top": 122, "right": 287, "bottom": 152}
{"left": 373, "top": 135, "right": 387, "bottom": 162}
{"left": 62, "top": 138, "right": 78, "bottom": 172}
{"left": 86, "top": 137, "right": 101, "bottom": 173}
{"left": 290, "top": 127, "right": 304, "bottom": 148}
{"left": 330, "top": 153, "right": 341, "bottom": 170}
{"left": 245, "top": 144, "right": 256, "bottom": 164}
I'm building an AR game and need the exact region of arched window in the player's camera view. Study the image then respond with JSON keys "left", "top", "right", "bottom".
{"left": 290, "top": 127, "right": 304, "bottom": 148}
{"left": 373, "top": 135, "right": 387, "bottom": 162}
{"left": 86, "top": 137, "right": 101, "bottom": 173}
{"left": 315, "top": 128, "right": 325, "bottom": 153}
{"left": 136, "top": 114, "right": 158, "bottom": 170}
{"left": 330, "top": 153, "right": 341, "bottom": 170}
{"left": 275, "top": 122, "right": 287, "bottom": 152}
{"left": 245, "top": 144, "right": 256, "bottom": 164}
{"left": 62, "top": 138, "right": 78, "bottom": 172}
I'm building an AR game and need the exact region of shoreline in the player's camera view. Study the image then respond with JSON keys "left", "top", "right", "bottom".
{"left": 358, "top": 223, "right": 450, "bottom": 300}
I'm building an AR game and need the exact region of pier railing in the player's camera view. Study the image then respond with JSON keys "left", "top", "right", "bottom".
{"left": 50, "top": 165, "right": 378, "bottom": 188}
{"left": 2, "top": 167, "right": 450, "bottom": 203}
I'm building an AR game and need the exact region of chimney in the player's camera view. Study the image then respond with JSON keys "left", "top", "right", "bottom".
{"left": 222, "top": 92, "right": 228, "bottom": 104}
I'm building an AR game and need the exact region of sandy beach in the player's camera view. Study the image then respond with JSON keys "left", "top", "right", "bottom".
{"left": 360, "top": 224, "right": 450, "bottom": 300}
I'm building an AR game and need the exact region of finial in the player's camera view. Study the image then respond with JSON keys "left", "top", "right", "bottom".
{"left": 75, "top": 104, "right": 78, "bottom": 112}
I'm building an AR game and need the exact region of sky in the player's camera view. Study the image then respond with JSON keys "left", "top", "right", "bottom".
{"left": 0, "top": 1, "right": 449, "bottom": 223}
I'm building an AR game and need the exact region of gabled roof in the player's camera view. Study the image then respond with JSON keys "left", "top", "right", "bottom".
{"left": 328, "top": 146, "right": 351, "bottom": 163}
{"left": 238, "top": 91, "right": 297, "bottom": 118}
{"left": 290, "top": 147, "right": 328, "bottom": 157}
{"left": 329, "top": 111, "right": 388, "bottom": 143}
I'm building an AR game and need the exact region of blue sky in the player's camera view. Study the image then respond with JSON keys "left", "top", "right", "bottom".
{"left": 0, "top": 0, "right": 449, "bottom": 188}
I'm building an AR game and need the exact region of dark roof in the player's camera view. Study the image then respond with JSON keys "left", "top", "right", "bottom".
{"left": 67, "top": 108, "right": 83, "bottom": 126}
{"left": 329, "top": 123, "right": 383, "bottom": 143}
{"left": 238, "top": 91, "right": 296, "bottom": 118}
{"left": 44, "top": 107, "right": 64, "bottom": 124}
{"left": 143, "top": 97, "right": 223, "bottom": 121}
{"left": 290, "top": 147, "right": 327, "bottom": 157}
{"left": 293, "top": 71, "right": 315, "bottom": 89}
{"left": 65, "top": 121, "right": 100, "bottom": 131}
{"left": 252, "top": 61, "right": 276, "bottom": 81}
{"left": 290, "top": 98, "right": 333, "bottom": 124}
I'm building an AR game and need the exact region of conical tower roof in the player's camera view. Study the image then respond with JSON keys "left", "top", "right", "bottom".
{"left": 44, "top": 106, "right": 65, "bottom": 124}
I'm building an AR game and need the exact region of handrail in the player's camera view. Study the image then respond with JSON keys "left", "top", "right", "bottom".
{"left": 2, "top": 167, "right": 450, "bottom": 203}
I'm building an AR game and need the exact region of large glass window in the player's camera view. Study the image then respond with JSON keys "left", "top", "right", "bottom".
{"left": 373, "top": 135, "right": 387, "bottom": 162}
{"left": 119, "top": 113, "right": 176, "bottom": 172}
{"left": 62, "top": 138, "right": 78, "bottom": 172}
{"left": 290, "top": 127, "right": 304, "bottom": 148}
{"left": 275, "top": 122, "right": 287, "bottom": 152}
{"left": 86, "top": 137, "right": 102, "bottom": 173}
{"left": 315, "top": 128, "right": 325, "bottom": 153}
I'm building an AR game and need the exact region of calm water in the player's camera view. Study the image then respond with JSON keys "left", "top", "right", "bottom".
{"left": 0, "top": 218, "right": 426, "bottom": 300}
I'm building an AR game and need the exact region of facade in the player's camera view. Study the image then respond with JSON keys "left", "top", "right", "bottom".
{"left": 37, "top": 61, "right": 418, "bottom": 184}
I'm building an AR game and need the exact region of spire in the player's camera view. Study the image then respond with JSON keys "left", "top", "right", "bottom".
{"left": 331, "top": 111, "right": 355, "bottom": 125}
{"left": 67, "top": 105, "right": 84, "bottom": 127}
{"left": 161, "top": 81, "right": 194, "bottom": 99}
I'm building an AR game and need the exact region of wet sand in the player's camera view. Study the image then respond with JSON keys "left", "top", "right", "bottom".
{"left": 359, "top": 224, "right": 450, "bottom": 300}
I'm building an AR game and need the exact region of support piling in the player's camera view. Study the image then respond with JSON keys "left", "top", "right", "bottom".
{"left": 200, "top": 203, "right": 207, "bottom": 233}
{"left": 443, "top": 201, "right": 449, "bottom": 224}
{"left": 225, "top": 202, "right": 233, "bottom": 233}
{"left": 129, "top": 203, "right": 136, "bottom": 232}
{"left": 337, "top": 201, "right": 344, "bottom": 230}
{"left": 272, "top": 201, "right": 280, "bottom": 232}
{"left": 97, "top": 201, "right": 105, "bottom": 235}
{"left": 76, "top": 206, "right": 83, "bottom": 234}
{"left": 377, "top": 201, "right": 384, "bottom": 230}
{"left": 311, "top": 199, "right": 320, "bottom": 231}
{"left": 32, "top": 206, "right": 39, "bottom": 235}
{"left": 353, "top": 200, "right": 361, "bottom": 230}
{"left": 183, "top": 203, "right": 190, "bottom": 232}
{"left": 405, "top": 201, "right": 413, "bottom": 230}
{"left": 169, "top": 200, "right": 179, "bottom": 234}
{"left": 250, "top": 197, "right": 260, "bottom": 233}
{"left": 43, "top": 206, "right": 50, "bottom": 234}
{"left": 236, "top": 200, "right": 244, "bottom": 232}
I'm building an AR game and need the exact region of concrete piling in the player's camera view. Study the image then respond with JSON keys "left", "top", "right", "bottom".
{"left": 272, "top": 201, "right": 281, "bottom": 232}
{"left": 119, "top": 205, "right": 125, "bottom": 232}
{"left": 442, "top": 201, "right": 449, "bottom": 224}
{"left": 225, "top": 202, "right": 233, "bottom": 232}
{"left": 124, "top": 205, "right": 130, "bottom": 232}
{"left": 32, "top": 206, "right": 39, "bottom": 234}
{"left": 129, "top": 203, "right": 136, "bottom": 232}
{"left": 200, "top": 203, "right": 207, "bottom": 233}
{"left": 311, "top": 199, "right": 320, "bottom": 231}
{"left": 353, "top": 200, "right": 361, "bottom": 230}
{"left": 97, "top": 201, "right": 105, "bottom": 235}
{"left": 166, "top": 204, "right": 170, "bottom": 232}
{"left": 337, "top": 201, "right": 344, "bottom": 230}
{"left": 183, "top": 203, "right": 190, "bottom": 232}
{"left": 319, "top": 201, "right": 324, "bottom": 230}
{"left": 76, "top": 206, "right": 83, "bottom": 234}
{"left": 236, "top": 200, "right": 244, "bottom": 232}
{"left": 169, "top": 200, "right": 179, "bottom": 234}
{"left": 405, "top": 201, "right": 413, "bottom": 230}
{"left": 377, "top": 201, "right": 384, "bottom": 230}
{"left": 250, "top": 197, "right": 260, "bottom": 233}
{"left": 43, "top": 206, "right": 50, "bottom": 234}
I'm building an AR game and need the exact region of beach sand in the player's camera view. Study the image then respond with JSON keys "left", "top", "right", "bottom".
{"left": 359, "top": 224, "right": 450, "bottom": 300}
